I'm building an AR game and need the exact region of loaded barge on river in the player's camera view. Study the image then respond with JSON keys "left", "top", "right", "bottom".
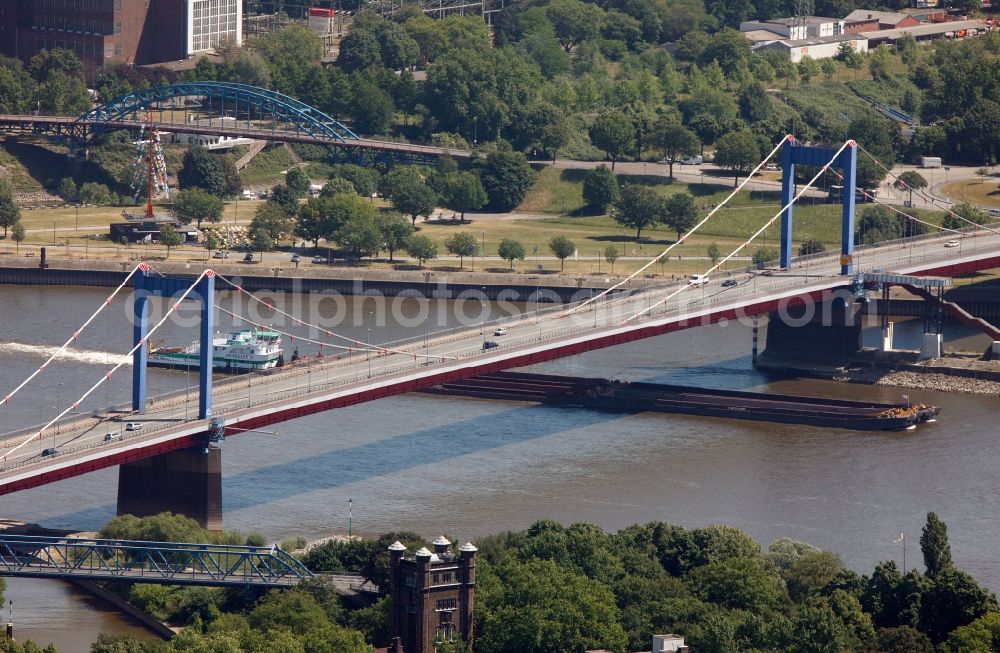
{"left": 423, "top": 372, "right": 939, "bottom": 431}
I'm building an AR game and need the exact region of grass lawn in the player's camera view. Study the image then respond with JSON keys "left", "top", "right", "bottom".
{"left": 941, "top": 179, "right": 1000, "bottom": 208}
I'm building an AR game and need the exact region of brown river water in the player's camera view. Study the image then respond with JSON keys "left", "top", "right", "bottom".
{"left": 0, "top": 284, "right": 997, "bottom": 650}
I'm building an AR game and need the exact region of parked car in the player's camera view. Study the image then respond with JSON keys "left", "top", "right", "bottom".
{"left": 988, "top": 208, "right": 1000, "bottom": 218}
{"left": 689, "top": 274, "right": 710, "bottom": 286}
{"left": 482, "top": 341, "right": 499, "bottom": 350}
{"left": 312, "top": 255, "right": 325, "bottom": 264}
{"left": 681, "top": 155, "right": 703, "bottom": 165}
{"left": 125, "top": 422, "right": 143, "bottom": 431}
{"left": 41, "top": 448, "right": 58, "bottom": 457}
{"left": 763, "top": 163, "right": 779, "bottom": 172}
{"left": 290, "top": 254, "right": 301, "bottom": 263}
{"left": 212, "top": 251, "right": 229, "bottom": 259}
{"left": 493, "top": 327, "right": 508, "bottom": 336}
{"left": 722, "top": 279, "right": 738, "bottom": 287}
{"left": 243, "top": 252, "right": 255, "bottom": 262}
{"left": 104, "top": 432, "right": 121, "bottom": 442}
{"left": 944, "top": 240, "right": 960, "bottom": 248}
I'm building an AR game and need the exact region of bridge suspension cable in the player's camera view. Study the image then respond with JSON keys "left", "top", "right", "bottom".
{"left": 0, "top": 262, "right": 145, "bottom": 410}
{"left": 826, "top": 167, "right": 965, "bottom": 236}
{"left": 567, "top": 134, "right": 796, "bottom": 315}
{"left": 855, "top": 144, "right": 1000, "bottom": 235}
{"left": 210, "top": 273, "right": 455, "bottom": 360}
{"left": 3, "top": 270, "right": 212, "bottom": 462}
{"left": 624, "top": 140, "right": 854, "bottom": 323}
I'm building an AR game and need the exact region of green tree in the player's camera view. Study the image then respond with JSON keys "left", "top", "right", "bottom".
{"left": 11, "top": 221, "right": 25, "bottom": 253}
{"left": 0, "top": 180, "right": 21, "bottom": 237}
{"left": 652, "top": 120, "right": 700, "bottom": 180}
{"left": 752, "top": 247, "right": 778, "bottom": 268}
{"left": 498, "top": 238, "right": 526, "bottom": 269}
{"left": 338, "top": 29, "right": 383, "bottom": 73}
{"left": 799, "top": 238, "right": 826, "bottom": 255}
{"left": 589, "top": 110, "right": 635, "bottom": 170}
{"left": 335, "top": 213, "right": 382, "bottom": 260}
{"left": 894, "top": 171, "right": 927, "bottom": 206}
{"left": 78, "top": 182, "right": 112, "bottom": 206}
{"left": 172, "top": 188, "right": 224, "bottom": 228}
{"left": 406, "top": 235, "right": 438, "bottom": 267}
{"left": 445, "top": 232, "right": 479, "bottom": 268}
{"left": 714, "top": 130, "right": 761, "bottom": 187}
{"left": 177, "top": 147, "right": 227, "bottom": 197}
{"left": 248, "top": 227, "right": 274, "bottom": 254}
{"left": 249, "top": 588, "right": 332, "bottom": 636}
{"left": 920, "top": 567, "right": 998, "bottom": 642}
{"left": 879, "top": 625, "right": 934, "bottom": 653}
{"left": 250, "top": 201, "right": 295, "bottom": 244}
{"left": 297, "top": 196, "right": 335, "bottom": 247}
{"left": 941, "top": 612, "right": 1000, "bottom": 653}
{"left": 321, "top": 177, "right": 356, "bottom": 197}
{"left": 707, "top": 243, "right": 720, "bottom": 264}
{"left": 548, "top": 235, "right": 576, "bottom": 271}
{"left": 330, "top": 164, "right": 380, "bottom": 199}
{"left": 479, "top": 152, "right": 534, "bottom": 212}
{"left": 376, "top": 212, "right": 414, "bottom": 262}
{"left": 920, "top": 512, "right": 953, "bottom": 578}
{"left": 444, "top": 172, "right": 488, "bottom": 222}
{"left": 662, "top": 192, "right": 697, "bottom": 241}
{"left": 738, "top": 81, "right": 773, "bottom": 124}
{"left": 546, "top": 0, "right": 604, "bottom": 52}
{"left": 350, "top": 77, "right": 396, "bottom": 135}
{"left": 943, "top": 202, "right": 989, "bottom": 230}
{"left": 604, "top": 245, "right": 619, "bottom": 274}
{"left": 613, "top": 184, "right": 661, "bottom": 238}
{"left": 57, "top": 177, "right": 77, "bottom": 202}
{"left": 158, "top": 225, "right": 183, "bottom": 259}
{"left": 785, "top": 551, "right": 844, "bottom": 603}
{"left": 285, "top": 168, "right": 311, "bottom": 196}
{"left": 383, "top": 171, "right": 437, "bottom": 226}
{"left": 476, "top": 557, "right": 627, "bottom": 653}
{"left": 582, "top": 166, "right": 618, "bottom": 212}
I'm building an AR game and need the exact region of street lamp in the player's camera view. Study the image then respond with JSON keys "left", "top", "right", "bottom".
{"left": 366, "top": 327, "right": 372, "bottom": 378}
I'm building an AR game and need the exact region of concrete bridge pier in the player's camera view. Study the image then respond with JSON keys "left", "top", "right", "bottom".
{"left": 117, "top": 445, "right": 222, "bottom": 530}
{"left": 757, "top": 296, "right": 863, "bottom": 367}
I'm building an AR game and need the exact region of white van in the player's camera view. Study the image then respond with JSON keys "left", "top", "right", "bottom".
{"left": 689, "top": 274, "right": 710, "bottom": 286}
{"left": 681, "top": 155, "right": 703, "bottom": 165}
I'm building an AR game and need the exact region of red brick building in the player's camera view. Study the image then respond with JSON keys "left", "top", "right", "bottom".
{"left": 0, "top": 0, "right": 238, "bottom": 76}
{"left": 388, "top": 537, "right": 477, "bottom": 653}
{"left": 844, "top": 9, "right": 921, "bottom": 33}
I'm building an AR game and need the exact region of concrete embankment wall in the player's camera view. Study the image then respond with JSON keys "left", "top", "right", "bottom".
{"left": 0, "top": 259, "right": 630, "bottom": 303}
{"left": 68, "top": 579, "right": 175, "bottom": 639}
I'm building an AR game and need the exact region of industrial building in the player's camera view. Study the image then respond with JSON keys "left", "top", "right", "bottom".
{"left": 0, "top": 0, "right": 241, "bottom": 74}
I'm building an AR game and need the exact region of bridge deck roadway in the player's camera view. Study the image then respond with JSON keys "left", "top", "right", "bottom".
{"left": 2, "top": 229, "right": 999, "bottom": 494}
{"left": 0, "top": 114, "right": 471, "bottom": 159}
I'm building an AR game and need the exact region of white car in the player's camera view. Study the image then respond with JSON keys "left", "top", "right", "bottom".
{"left": 125, "top": 422, "right": 143, "bottom": 431}
{"left": 312, "top": 255, "right": 326, "bottom": 264}
{"left": 944, "top": 240, "right": 960, "bottom": 248}
{"left": 493, "top": 327, "right": 508, "bottom": 336}
{"left": 689, "top": 274, "right": 710, "bottom": 286}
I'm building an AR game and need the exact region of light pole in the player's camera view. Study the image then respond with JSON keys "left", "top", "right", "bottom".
{"left": 423, "top": 308, "right": 429, "bottom": 365}
{"left": 366, "top": 327, "right": 372, "bottom": 378}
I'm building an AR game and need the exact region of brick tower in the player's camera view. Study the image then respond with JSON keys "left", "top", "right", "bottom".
{"left": 387, "top": 536, "right": 477, "bottom": 653}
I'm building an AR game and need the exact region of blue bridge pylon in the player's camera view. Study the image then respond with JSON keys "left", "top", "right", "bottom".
{"left": 780, "top": 138, "right": 858, "bottom": 275}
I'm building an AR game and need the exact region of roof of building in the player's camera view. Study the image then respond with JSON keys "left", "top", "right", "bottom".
{"left": 858, "top": 18, "right": 989, "bottom": 39}
{"left": 743, "top": 28, "right": 787, "bottom": 41}
{"left": 769, "top": 33, "right": 868, "bottom": 47}
{"left": 414, "top": 547, "right": 432, "bottom": 557}
{"left": 459, "top": 542, "right": 478, "bottom": 553}
{"left": 388, "top": 540, "right": 407, "bottom": 551}
{"left": 433, "top": 536, "right": 452, "bottom": 546}
{"left": 844, "top": 9, "right": 911, "bottom": 24}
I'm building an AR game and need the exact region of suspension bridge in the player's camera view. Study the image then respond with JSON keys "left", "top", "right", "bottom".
{"left": 1, "top": 135, "right": 998, "bottom": 526}
{"left": 0, "top": 82, "right": 470, "bottom": 163}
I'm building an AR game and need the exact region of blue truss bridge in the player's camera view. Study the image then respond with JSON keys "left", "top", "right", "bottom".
{"left": 0, "top": 82, "right": 468, "bottom": 163}
{"left": 0, "top": 533, "right": 364, "bottom": 589}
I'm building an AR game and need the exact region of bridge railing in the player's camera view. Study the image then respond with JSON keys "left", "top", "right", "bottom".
{"left": 0, "top": 534, "right": 312, "bottom": 587}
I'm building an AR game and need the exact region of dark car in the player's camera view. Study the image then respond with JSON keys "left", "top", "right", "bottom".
{"left": 482, "top": 341, "right": 499, "bottom": 350}
{"left": 41, "top": 447, "right": 58, "bottom": 457}
{"left": 243, "top": 252, "right": 255, "bottom": 262}
{"left": 722, "top": 279, "right": 738, "bottom": 287}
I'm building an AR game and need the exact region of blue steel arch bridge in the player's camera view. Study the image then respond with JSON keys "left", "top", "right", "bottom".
{"left": 0, "top": 82, "right": 468, "bottom": 164}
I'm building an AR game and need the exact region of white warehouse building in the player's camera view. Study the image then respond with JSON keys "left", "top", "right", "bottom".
{"left": 756, "top": 34, "right": 869, "bottom": 62}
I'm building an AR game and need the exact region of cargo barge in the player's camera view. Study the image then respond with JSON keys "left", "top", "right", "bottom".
{"left": 422, "top": 372, "right": 939, "bottom": 431}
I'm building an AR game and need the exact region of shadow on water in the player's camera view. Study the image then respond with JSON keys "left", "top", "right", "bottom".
{"left": 44, "top": 402, "right": 632, "bottom": 524}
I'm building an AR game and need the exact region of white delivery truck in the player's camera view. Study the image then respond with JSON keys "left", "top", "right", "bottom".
{"left": 921, "top": 156, "right": 942, "bottom": 168}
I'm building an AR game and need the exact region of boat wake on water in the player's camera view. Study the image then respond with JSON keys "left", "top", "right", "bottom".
{"left": 0, "top": 342, "right": 131, "bottom": 366}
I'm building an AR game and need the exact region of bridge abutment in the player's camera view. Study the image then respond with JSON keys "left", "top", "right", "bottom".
{"left": 117, "top": 445, "right": 222, "bottom": 530}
